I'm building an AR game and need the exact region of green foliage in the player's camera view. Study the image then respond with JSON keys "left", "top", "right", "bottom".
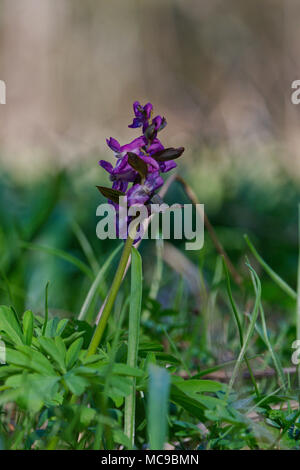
{"left": 1, "top": 169, "right": 300, "bottom": 450}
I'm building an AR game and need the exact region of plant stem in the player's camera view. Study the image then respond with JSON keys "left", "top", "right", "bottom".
{"left": 87, "top": 235, "right": 135, "bottom": 356}
{"left": 124, "top": 248, "right": 142, "bottom": 448}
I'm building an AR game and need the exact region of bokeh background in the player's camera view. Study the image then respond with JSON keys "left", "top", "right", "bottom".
{"left": 0, "top": 0, "right": 294, "bottom": 174}
{"left": 0, "top": 1, "right": 300, "bottom": 361}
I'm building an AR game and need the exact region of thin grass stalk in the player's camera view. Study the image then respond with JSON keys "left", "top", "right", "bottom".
{"left": 222, "top": 258, "right": 260, "bottom": 397}
{"left": 78, "top": 244, "right": 122, "bottom": 321}
{"left": 258, "top": 303, "right": 286, "bottom": 389}
{"left": 124, "top": 248, "right": 142, "bottom": 448}
{"left": 226, "top": 263, "right": 261, "bottom": 399}
{"left": 244, "top": 234, "right": 297, "bottom": 300}
{"left": 71, "top": 220, "right": 100, "bottom": 275}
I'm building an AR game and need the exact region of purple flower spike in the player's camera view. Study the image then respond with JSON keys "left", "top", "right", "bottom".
{"left": 98, "top": 101, "right": 184, "bottom": 240}
{"left": 127, "top": 172, "right": 164, "bottom": 206}
{"left": 129, "top": 101, "right": 153, "bottom": 130}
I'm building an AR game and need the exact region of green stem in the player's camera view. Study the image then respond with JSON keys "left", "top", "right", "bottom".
{"left": 87, "top": 235, "right": 135, "bottom": 356}
{"left": 124, "top": 248, "right": 142, "bottom": 448}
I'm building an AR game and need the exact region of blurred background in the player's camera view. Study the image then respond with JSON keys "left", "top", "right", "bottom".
{"left": 0, "top": 0, "right": 300, "bottom": 363}
{"left": 0, "top": 0, "right": 294, "bottom": 173}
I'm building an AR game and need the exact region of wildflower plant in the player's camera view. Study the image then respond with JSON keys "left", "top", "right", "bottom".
{"left": 90, "top": 101, "right": 184, "bottom": 355}
{"left": 1, "top": 101, "right": 298, "bottom": 451}
{"left": 97, "top": 101, "right": 184, "bottom": 238}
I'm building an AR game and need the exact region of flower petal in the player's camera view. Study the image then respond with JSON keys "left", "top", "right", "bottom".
{"left": 99, "top": 160, "right": 113, "bottom": 173}
{"left": 106, "top": 137, "right": 121, "bottom": 153}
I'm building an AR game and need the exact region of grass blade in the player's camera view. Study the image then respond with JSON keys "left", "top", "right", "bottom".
{"left": 77, "top": 243, "right": 122, "bottom": 321}
{"left": 244, "top": 234, "right": 296, "bottom": 300}
{"left": 71, "top": 220, "right": 100, "bottom": 275}
{"left": 226, "top": 262, "right": 261, "bottom": 399}
{"left": 258, "top": 304, "right": 286, "bottom": 389}
{"left": 147, "top": 364, "right": 170, "bottom": 450}
{"left": 21, "top": 241, "right": 94, "bottom": 280}
{"left": 124, "top": 247, "right": 142, "bottom": 449}
{"left": 222, "top": 257, "right": 260, "bottom": 397}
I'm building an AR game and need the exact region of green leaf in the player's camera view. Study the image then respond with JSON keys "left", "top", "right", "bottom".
{"left": 191, "top": 394, "right": 227, "bottom": 409}
{"left": 0, "top": 389, "right": 20, "bottom": 406}
{"left": 113, "top": 429, "right": 132, "bottom": 449}
{"left": 175, "top": 379, "right": 225, "bottom": 394}
{"left": 109, "top": 376, "right": 132, "bottom": 397}
{"left": 205, "top": 405, "right": 247, "bottom": 425}
{"left": 0, "top": 305, "right": 24, "bottom": 345}
{"left": 147, "top": 365, "right": 170, "bottom": 450}
{"left": 56, "top": 319, "right": 69, "bottom": 336}
{"left": 5, "top": 373, "right": 60, "bottom": 413}
{"left": 112, "top": 363, "right": 144, "bottom": 378}
{"left": 64, "top": 372, "right": 88, "bottom": 395}
{"left": 0, "top": 365, "right": 23, "bottom": 379}
{"left": 6, "top": 346, "right": 56, "bottom": 376}
{"left": 44, "top": 317, "right": 60, "bottom": 338}
{"left": 54, "top": 336, "right": 67, "bottom": 360}
{"left": 37, "top": 337, "right": 66, "bottom": 373}
{"left": 66, "top": 337, "right": 84, "bottom": 370}
{"left": 63, "top": 331, "right": 85, "bottom": 346}
{"left": 79, "top": 406, "right": 96, "bottom": 428}
{"left": 22, "top": 310, "right": 34, "bottom": 346}
{"left": 170, "top": 385, "right": 205, "bottom": 420}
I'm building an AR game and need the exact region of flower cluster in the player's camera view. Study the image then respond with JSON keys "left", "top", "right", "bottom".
{"left": 98, "top": 101, "right": 184, "bottom": 237}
